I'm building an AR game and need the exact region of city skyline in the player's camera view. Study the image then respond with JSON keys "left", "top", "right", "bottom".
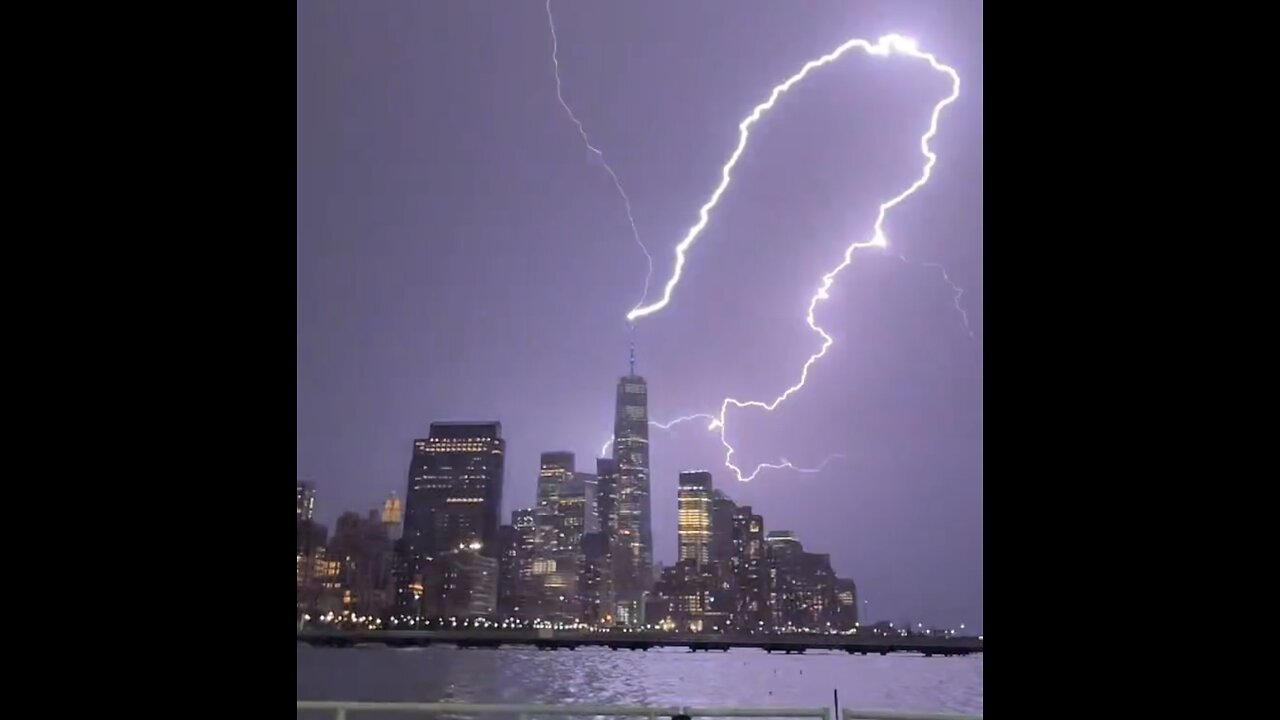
{"left": 299, "top": 422, "right": 875, "bottom": 632}
{"left": 300, "top": 340, "right": 980, "bottom": 630}
{"left": 297, "top": 359, "right": 968, "bottom": 631}
{"left": 298, "top": 0, "right": 982, "bottom": 630}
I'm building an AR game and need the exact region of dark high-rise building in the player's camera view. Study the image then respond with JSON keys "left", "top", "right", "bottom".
{"left": 560, "top": 472, "right": 597, "bottom": 619}
{"left": 594, "top": 458, "right": 620, "bottom": 620}
{"left": 796, "top": 550, "right": 837, "bottom": 629}
{"left": 678, "top": 471, "right": 714, "bottom": 570}
{"left": 510, "top": 508, "right": 538, "bottom": 619}
{"left": 297, "top": 517, "right": 327, "bottom": 556}
{"left": 296, "top": 517, "right": 329, "bottom": 613}
{"left": 612, "top": 347, "right": 652, "bottom": 611}
{"left": 423, "top": 551, "right": 497, "bottom": 618}
{"left": 731, "top": 506, "right": 769, "bottom": 629}
{"left": 538, "top": 452, "right": 575, "bottom": 509}
{"left": 534, "top": 452, "right": 579, "bottom": 620}
{"left": 296, "top": 480, "right": 327, "bottom": 614}
{"left": 595, "top": 458, "right": 620, "bottom": 545}
{"left": 497, "top": 524, "right": 517, "bottom": 619}
{"left": 710, "top": 490, "right": 737, "bottom": 571}
{"left": 581, "top": 531, "right": 610, "bottom": 624}
{"left": 397, "top": 422, "right": 505, "bottom": 618}
{"left": 652, "top": 558, "right": 716, "bottom": 631}
{"left": 535, "top": 452, "right": 574, "bottom": 571}
{"left": 404, "top": 422, "right": 505, "bottom": 556}
{"left": 297, "top": 481, "right": 316, "bottom": 521}
{"left": 561, "top": 473, "right": 597, "bottom": 549}
{"left": 766, "top": 530, "right": 806, "bottom": 630}
{"left": 765, "top": 531, "right": 839, "bottom": 631}
{"left": 834, "top": 578, "right": 859, "bottom": 630}
{"left": 328, "top": 510, "right": 394, "bottom": 617}
{"left": 575, "top": 472, "right": 599, "bottom": 534}
{"left": 708, "top": 490, "right": 738, "bottom": 619}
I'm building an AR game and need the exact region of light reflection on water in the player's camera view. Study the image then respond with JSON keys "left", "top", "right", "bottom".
{"left": 297, "top": 645, "right": 982, "bottom": 718}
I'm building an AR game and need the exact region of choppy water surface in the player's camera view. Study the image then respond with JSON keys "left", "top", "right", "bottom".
{"left": 297, "top": 645, "right": 982, "bottom": 716}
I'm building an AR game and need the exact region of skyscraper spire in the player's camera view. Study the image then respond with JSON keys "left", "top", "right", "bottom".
{"left": 613, "top": 333, "right": 653, "bottom": 613}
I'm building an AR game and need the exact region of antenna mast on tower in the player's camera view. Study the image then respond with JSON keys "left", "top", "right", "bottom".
{"left": 629, "top": 329, "right": 636, "bottom": 376}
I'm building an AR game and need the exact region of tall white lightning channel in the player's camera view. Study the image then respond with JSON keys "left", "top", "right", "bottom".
{"left": 629, "top": 33, "right": 963, "bottom": 481}
{"left": 546, "top": 0, "right": 654, "bottom": 311}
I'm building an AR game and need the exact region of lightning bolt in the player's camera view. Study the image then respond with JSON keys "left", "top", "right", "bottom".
{"left": 546, "top": 0, "right": 654, "bottom": 311}
{"left": 743, "top": 454, "right": 845, "bottom": 476}
{"left": 894, "top": 254, "right": 973, "bottom": 338}
{"left": 651, "top": 413, "right": 718, "bottom": 431}
{"left": 599, "top": 414, "right": 718, "bottom": 458}
{"left": 625, "top": 34, "right": 962, "bottom": 481}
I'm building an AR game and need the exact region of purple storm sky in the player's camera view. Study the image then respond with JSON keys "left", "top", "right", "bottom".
{"left": 298, "top": 0, "right": 982, "bottom": 631}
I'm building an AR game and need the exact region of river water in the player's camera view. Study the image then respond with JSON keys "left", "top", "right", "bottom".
{"left": 297, "top": 645, "right": 983, "bottom": 716}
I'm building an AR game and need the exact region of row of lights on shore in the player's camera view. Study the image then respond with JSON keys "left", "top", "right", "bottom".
{"left": 303, "top": 612, "right": 979, "bottom": 639}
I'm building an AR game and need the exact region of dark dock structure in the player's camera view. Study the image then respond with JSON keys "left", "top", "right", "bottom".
{"left": 298, "top": 629, "right": 982, "bottom": 656}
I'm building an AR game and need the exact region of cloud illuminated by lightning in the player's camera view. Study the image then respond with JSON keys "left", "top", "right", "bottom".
{"left": 546, "top": 0, "right": 654, "bottom": 311}
{"left": 625, "top": 33, "right": 962, "bottom": 481}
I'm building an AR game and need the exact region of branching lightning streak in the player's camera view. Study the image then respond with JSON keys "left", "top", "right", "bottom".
{"left": 894, "top": 254, "right": 973, "bottom": 338}
{"left": 627, "top": 34, "right": 961, "bottom": 481}
{"left": 598, "top": 415, "right": 847, "bottom": 474}
{"left": 546, "top": 0, "right": 653, "bottom": 310}
{"left": 652, "top": 413, "right": 718, "bottom": 430}
{"left": 598, "top": 414, "right": 718, "bottom": 458}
